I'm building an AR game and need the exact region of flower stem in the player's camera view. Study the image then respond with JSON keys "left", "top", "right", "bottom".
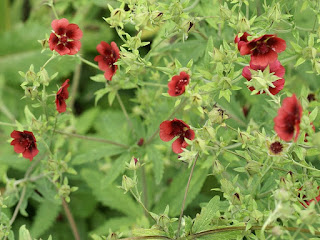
{"left": 41, "top": 53, "right": 56, "bottom": 70}
{"left": 62, "top": 198, "right": 80, "bottom": 240}
{"left": 54, "top": 130, "right": 130, "bottom": 148}
{"left": 70, "top": 62, "right": 82, "bottom": 110}
{"left": 176, "top": 153, "right": 199, "bottom": 238}
{"left": 77, "top": 55, "right": 100, "bottom": 70}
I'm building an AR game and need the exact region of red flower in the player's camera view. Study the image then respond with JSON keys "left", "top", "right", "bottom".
{"left": 168, "top": 72, "right": 190, "bottom": 97}
{"left": 274, "top": 94, "right": 303, "bottom": 142}
{"left": 94, "top": 41, "right": 120, "bottom": 81}
{"left": 56, "top": 79, "right": 70, "bottom": 113}
{"left": 234, "top": 32, "right": 251, "bottom": 51}
{"left": 10, "top": 130, "right": 39, "bottom": 161}
{"left": 298, "top": 186, "right": 320, "bottom": 208}
{"left": 159, "top": 118, "right": 195, "bottom": 154}
{"left": 49, "top": 18, "right": 83, "bottom": 56}
{"left": 242, "top": 60, "right": 285, "bottom": 95}
{"left": 239, "top": 34, "right": 286, "bottom": 67}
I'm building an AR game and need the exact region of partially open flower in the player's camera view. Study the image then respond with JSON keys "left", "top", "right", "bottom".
{"left": 10, "top": 130, "right": 39, "bottom": 161}
{"left": 159, "top": 118, "right": 195, "bottom": 154}
{"left": 234, "top": 32, "right": 251, "bottom": 51}
{"left": 56, "top": 79, "right": 70, "bottom": 113}
{"left": 167, "top": 72, "right": 190, "bottom": 97}
{"left": 49, "top": 18, "right": 83, "bottom": 56}
{"left": 94, "top": 41, "right": 120, "bottom": 81}
{"left": 242, "top": 60, "right": 285, "bottom": 95}
{"left": 298, "top": 186, "right": 320, "bottom": 208}
{"left": 274, "top": 94, "right": 302, "bottom": 142}
{"left": 239, "top": 34, "right": 286, "bottom": 67}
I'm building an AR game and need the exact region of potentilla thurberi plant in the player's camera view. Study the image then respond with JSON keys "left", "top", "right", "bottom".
{"left": 1, "top": 0, "right": 320, "bottom": 239}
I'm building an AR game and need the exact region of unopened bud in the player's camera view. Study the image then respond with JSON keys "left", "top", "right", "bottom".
{"left": 25, "top": 87, "right": 38, "bottom": 99}
{"left": 231, "top": 193, "right": 241, "bottom": 205}
{"left": 126, "top": 157, "right": 141, "bottom": 170}
{"left": 213, "top": 160, "right": 224, "bottom": 174}
{"left": 121, "top": 175, "right": 136, "bottom": 193}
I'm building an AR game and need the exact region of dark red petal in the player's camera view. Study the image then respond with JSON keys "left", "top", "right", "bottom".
{"left": 24, "top": 131, "right": 37, "bottom": 142}
{"left": 242, "top": 66, "right": 252, "bottom": 80}
{"left": 268, "top": 37, "right": 286, "bottom": 53}
{"left": 23, "top": 147, "right": 39, "bottom": 161}
{"left": 55, "top": 44, "right": 70, "bottom": 56}
{"left": 56, "top": 98, "right": 67, "bottom": 113}
{"left": 274, "top": 124, "right": 294, "bottom": 141}
{"left": 104, "top": 66, "right": 117, "bottom": 81}
{"left": 111, "top": 42, "right": 120, "bottom": 60}
{"left": 159, "top": 120, "right": 175, "bottom": 141}
{"left": 96, "top": 41, "right": 111, "bottom": 56}
{"left": 185, "top": 129, "right": 195, "bottom": 140}
{"left": 65, "top": 40, "right": 81, "bottom": 55}
{"left": 66, "top": 24, "right": 83, "bottom": 40}
{"left": 10, "top": 130, "right": 22, "bottom": 139}
{"left": 250, "top": 50, "right": 278, "bottom": 67}
{"left": 179, "top": 71, "right": 190, "bottom": 82}
{"left": 172, "top": 137, "right": 185, "bottom": 154}
{"left": 49, "top": 33, "right": 59, "bottom": 51}
{"left": 51, "top": 18, "right": 69, "bottom": 35}
{"left": 12, "top": 140, "right": 26, "bottom": 153}
{"left": 239, "top": 43, "right": 252, "bottom": 55}
{"left": 269, "top": 78, "right": 285, "bottom": 95}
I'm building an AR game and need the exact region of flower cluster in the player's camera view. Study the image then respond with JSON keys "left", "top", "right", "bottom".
{"left": 159, "top": 119, "right": 195, "bottom": 154}
{"left": 235, "top": 32, "right": 286, "bottom": 95}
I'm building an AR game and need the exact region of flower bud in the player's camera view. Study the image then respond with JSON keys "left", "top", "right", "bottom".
{"left": 208, "top": 107, "right": 228, "bottom": 124}
{"left": 137, "top": 138, "right": 144, "bottom": 146}
{"left": 274, "top": 188, "right": 290, "bottom": 201}
{"left": 126, "top": 157, "right": 141, "bottom": 170}
{"left": 213, "top": 160, "right": 224, "bottom": 174}
{"left": 106, "top": 8, "right": 126, "bottom": 28}
{"left": 231, "top": 193, "right": 241, "bottom": 205}
{"left": 38, "top": 68, "right": 50, "bottom": 86}
{"left": 191, "top": 93, "right": 202, "bottom": 106}
{"left": 245, "top": 161, "right": 261, "bottom": 175}
{"left": 25, "top": 87, "right": 38, "bottom": 100}
{"left": 121, "top": 175, "right": 136, "bottom": 193}
{"left": 25, "top": 65, "right": 37, "bottom": 83}
{"left": 238, "top": 17, "right": 250, "bottom": 32}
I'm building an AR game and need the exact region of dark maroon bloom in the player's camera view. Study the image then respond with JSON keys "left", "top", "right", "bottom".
{"left": 49, "top": 18, "right": 83, "bottom": 56}
{"left": 307, "top": 93, "right": 316, "bottom": 102}
{"left": 239, "top": 34, "right": 286, "bottom": 67}
{"left": 269, "top": 141, "right": 283, "bottom": 155}
{"left": 56, "top": 79, "right": 70, "bottom": 113}
{"left": 299, "top": 186, "right": 320, "bottom": 208}
{"left": 94, "top": 41, "right": 120, "bottom": 81}
{"left": 242, "top": 60, "right": 285, "bottom": 95}
{"left": 234, "top": 32, "right": 251, "bottom": 51}
{"left": 137, "top": 138, "right": 144, "bottom": 146}
{"left": 168, "top": 72, "right": 190, "bottom": 97}
{"left": 159, "top": 118, "right": 195, "bottom": 154}
{"left": 274, "top": 94, "right": 303, "bottom": 142}
{"left": 10, "top": 130, "right": 39, "bottom": 161}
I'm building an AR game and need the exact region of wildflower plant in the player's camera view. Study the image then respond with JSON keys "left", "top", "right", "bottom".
{"left": 0, "top": 0, "right": 320, "bottom": 239}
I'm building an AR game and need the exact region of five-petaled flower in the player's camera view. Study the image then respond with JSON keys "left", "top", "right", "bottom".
{"left": 274, "top": 94, "right": 302, "bottom": 142}
{"left": 49, "top": 18, "right": 83, "bottom": 56}
{"left": 234, "top": 32, "right": 251, "bottom": 51}
{"left": 94, "top": 41, "right": 120, "bottom": 81}
{"left": 242, "top": 60, "right": 285, "bottom": 95}
{"left": 56, "top": 79, "right": 70, "bottom": 113}
{"left": 239, "top": 34, "right": 286, "bottom": 67}
{"left": 168, "top": 72, "right": 190, "bottom": 97}
{"left": 10, "top": 130, "right": 39, "bottom": 161}
{"left": 159, "top": 118, "right": 195, "bottom": 154}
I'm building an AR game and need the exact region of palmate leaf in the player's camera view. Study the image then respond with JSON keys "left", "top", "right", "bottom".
{"left": 30, "top": 200, "right": 61, "bottom": 238}
{"left": 153, "top": 165, "right": 208, "bottom": 217}
{"left": 81, "top": 169, "right": 142, "bottom": 218}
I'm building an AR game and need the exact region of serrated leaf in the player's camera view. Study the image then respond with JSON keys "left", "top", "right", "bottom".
{"left": 30, "top": 200, "right": 61, "bottom": 238}
{"left": 72, "top": 145, "right": 125, "bottom": 165}
{"left": 75, "top": 108, "right": 100, "bottom": 134}
{"left": 147, "top": 146, "right": 164, "bottom": 184}
{"left": 193, "top": 196, "right": 220, "bottom": 232}
{"left": 153, "top": 166, "right": 208, "bottom": 216}
{"left": 81, "top": 169, "right": 142, "bottom": 218}
{"left": 103, "top": 152, "right": 131, "bottom": 185}
{"left": 91, "top": 217, "right": 136, "bottom": 235}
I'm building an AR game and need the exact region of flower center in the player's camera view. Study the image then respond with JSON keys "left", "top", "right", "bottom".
{"left": 257, "top": 42, "right": 269, "bottom": 54}
{"left": 60, "top": 35, "right": 68, "bottom": 44}
{"left": 270, "top": 141, "right": 283, "bottom": 154}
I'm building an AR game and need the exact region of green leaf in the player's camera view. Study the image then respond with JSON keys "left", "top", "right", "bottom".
{"left": 147, "top": 146, "right": 164, "bottom": 184}
{"left": 30, "top": 200, "right": 61, "bottom": 238}
{"left": 102, "top": 152, "right": 131, "bottom": 185}
{"left": 19, "top": 225, "right": 32, "bottom": 240}
{"left": 72, "top": 145, "right": 125, "bottom": 165}
{"left": 81, "top": 169, "right": 142, "bottom": 218}
{"left": 75, "top": 108, "right": 100, "bottom": 134}
{"left": 294, "top": 57, "right": 306, "bottom": 67}
{"left": 309, "top": 107, "right": 318, "bottom": 122}
{"left": 90, "top": 74, "right": 106, "bottom": 83}
{"left": 153, "top": 166, "right": 208, "bottom": 216}
{"left": 91, "top": 217, "right": 136, "bottom": 235}
{"left": 193, "top": 196, "right": 220, "bottom": 233}
{"left": 196, "top": 229, "right": 244, "bottom": 239}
